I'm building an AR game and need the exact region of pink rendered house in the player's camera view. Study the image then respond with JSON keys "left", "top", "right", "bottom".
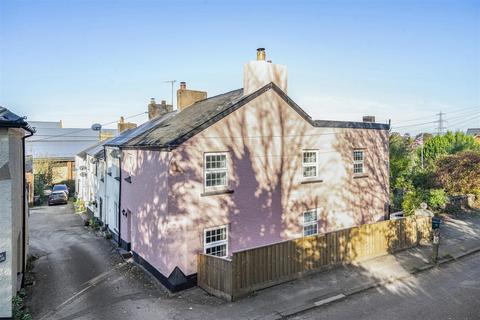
{"left": 105, "top": 49, "right": 390, "bottom": 291}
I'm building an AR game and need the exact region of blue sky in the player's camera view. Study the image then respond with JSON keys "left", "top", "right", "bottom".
{"left": 1, "top": 0, "right": 479, "bottom": 134}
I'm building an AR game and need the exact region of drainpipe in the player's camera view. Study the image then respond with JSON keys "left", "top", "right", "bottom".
{"left": 118, "top": 148, "right": 122, "bottom": 248}
{"left": 21, "top": 128, "right": 34, "bottom": 279}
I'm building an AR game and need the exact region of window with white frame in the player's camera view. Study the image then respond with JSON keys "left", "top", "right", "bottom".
{"left": 353, "top": 150, "right": 365, "bottom": 174}
{"left": 204, "top": 225, "right": 228, "bottom": 257}
{"left": 204, "top": 153, "right": 228, "bottom": 190}
{"left": 303, "top": 209, "right": 318, "bottom": 236}
{"left": 302, "top": 150, "right": 318, "bottom": 179}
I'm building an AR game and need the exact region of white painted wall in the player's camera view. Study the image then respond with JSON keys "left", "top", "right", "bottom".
{"left": 104, "top": 147, "right": 120, "bottom": 235}
{"left": 96, "top": 159, "right": 107, "bottom": 223}
{"left": 0, "top": 127, "right": 26, "bottom": 318}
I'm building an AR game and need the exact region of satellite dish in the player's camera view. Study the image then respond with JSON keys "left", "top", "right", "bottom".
{"left": 91, "top": 123, "right": 102, "bottom": 131}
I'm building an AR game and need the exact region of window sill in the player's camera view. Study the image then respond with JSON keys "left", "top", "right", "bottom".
{"left": 301, "top": 179, "right": 323, "bottom": 184}
{"left": 201, "top": 189, "right": 234, "bottom": 197}
{"left": 353, "top": 174, "right": 369, "bottom": 179}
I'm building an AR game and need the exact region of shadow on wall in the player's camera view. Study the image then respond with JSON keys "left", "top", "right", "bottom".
{"left": 127, "top": 86, "right": 390, "bottom": 280}
{"left": 169, "top": 90, "right": 310, "bottom": 266}
{"left": 328, "top": 128, "right": 390, "bottom": 229}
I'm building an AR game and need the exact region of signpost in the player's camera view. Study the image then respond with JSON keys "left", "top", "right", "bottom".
{"left": 432, "top": 229, "right": 440, "bottom": 263}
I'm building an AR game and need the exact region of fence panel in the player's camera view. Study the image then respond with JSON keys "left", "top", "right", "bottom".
{"left": 197, "top": 216, "right": 432, "bottom": 301}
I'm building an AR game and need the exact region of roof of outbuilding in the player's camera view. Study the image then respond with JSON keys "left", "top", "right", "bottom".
{"left": 466, "top": 128, "right": 480, "bottom": 136}
{"left": 107, "top": 82, "right": 390, "bottom": 150}
{"left": 0, "top": 106, "right": 34, "bottom": 133}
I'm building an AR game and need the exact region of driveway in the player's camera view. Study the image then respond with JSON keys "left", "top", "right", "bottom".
{"left": 26, "top": 204, "right": 168, "bottom": 319}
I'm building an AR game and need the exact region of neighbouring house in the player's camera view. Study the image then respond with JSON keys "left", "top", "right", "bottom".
{"left": 105, "top": 49, "right": 390, "bottom": 291}
{"left": 102, "top": 106, "right": 175, "bottom": 243}
{"left": 26, "top": 120, "right": 117, "bottom": 195}
{"left": 76, "top": 141, "right": 106, "bottom": 218}
{"left": 75, "top": 117, "right": 137, "bottom": 209}
{"left": 466, "top": 128, "right": 480, "bottom": 142}
{"left": 0, "top": 107, "right": 34, "bottom": 319}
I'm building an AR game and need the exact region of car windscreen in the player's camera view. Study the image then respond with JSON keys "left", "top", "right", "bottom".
{"left": 53, "top": 185, "right": 67, "bottom": 191}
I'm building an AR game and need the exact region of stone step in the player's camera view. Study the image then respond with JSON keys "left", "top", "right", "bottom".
{"left": 117, "top": 248, "right": 132, "bottom": 259}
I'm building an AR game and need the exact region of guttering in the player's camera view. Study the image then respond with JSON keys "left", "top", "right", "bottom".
{"left": 117, "top": 150, "right": 122, "bottom": 247}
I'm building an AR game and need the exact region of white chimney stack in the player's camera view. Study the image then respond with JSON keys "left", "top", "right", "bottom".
{"left": 243, "top": 48, "right": 288, "bottom": 95}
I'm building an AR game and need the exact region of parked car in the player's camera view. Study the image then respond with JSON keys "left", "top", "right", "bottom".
{"left": 48, "top": 190, "right": 68, "bottom": 205}
{"left": 52, "top": 184, "right": 69, "bottom": 197}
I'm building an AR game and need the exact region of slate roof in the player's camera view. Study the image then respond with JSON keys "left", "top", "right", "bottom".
{"left": 115, "top": 88, "right": 245, "bottom": 149}
{"left": 76, "top": 137, "right": 116, "bottom": 160}
{"left": 0, "top": 106, "right": 34, "bottom": 133}
{"left": 105, "top": 111, "right": 178, "bottom": 147}
{"left": 106, "top": 82, "right": 390, "bottom": 150}
{"left": 466, "top": 128, "right": 480, "bottom": 136}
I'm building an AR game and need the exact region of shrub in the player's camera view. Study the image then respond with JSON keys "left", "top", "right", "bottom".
{"left": 426, "top": 189, "right": 447, "bottom": 211}
{"left": 402, "top": 189, "right": 424, "bottom": 215}
{"left": 33, "top": 176, "right": 46, "bottom": 204}
{"left": 12, "top": 291, "right": 32, "bottom": 320}
{"left": 74, "top": 198, "right": 86, "bottom": 213}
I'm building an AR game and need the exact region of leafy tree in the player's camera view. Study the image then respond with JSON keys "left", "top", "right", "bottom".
{"left": 389, "top": 134, "right": 412, "bottom": 210}
{"left": 436, "top": 151, "right": 480, "bottom": 196}
{"left": 421, "top": 131, "right": 480, "bottom": 167}
{"left": 389, "top": 133, "right": 415, "bottom": 190}
{"left": 33, "top": 159, "right": 61, "bottom": 188}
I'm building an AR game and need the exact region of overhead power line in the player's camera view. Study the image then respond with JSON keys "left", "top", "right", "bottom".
{"left": 393, "top": 105, "right": 479, "bottom": 125}
{"left": 30, "top": 111, "right": 147, "bottom": 142}
{"left": 448, "top": 113, "right": 480, "bottom": 129}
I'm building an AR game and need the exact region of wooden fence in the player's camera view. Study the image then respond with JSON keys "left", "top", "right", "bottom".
{"left": 197, "top": 216, "right": 431, "bottom": 301}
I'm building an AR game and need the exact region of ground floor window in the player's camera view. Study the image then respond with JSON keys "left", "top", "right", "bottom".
{"left": 204, "top": 225, "right": 228, "bottom": 257}
{"left": 303, "top": 209, "right": 318, "bottom": 236}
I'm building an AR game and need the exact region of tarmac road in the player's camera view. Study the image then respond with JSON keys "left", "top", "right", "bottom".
{"left": 25, "top": 203, "right": 164, "bottom": 320}
{"left": 289, "top": 250, "right": 480, "bottom": 320}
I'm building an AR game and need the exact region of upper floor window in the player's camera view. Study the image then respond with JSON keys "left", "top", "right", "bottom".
{"left": 353, "top": 150, "right": 365, "bottom": 174}
{"left": 204, "top": 153, "right": 228, "bottom": 190}
{"left": 303, "top": 209, "right": 318, "bottom": 236}
{"left": 204, "top": 225, "right": 228, "bottom": 257}
{"left": 302, "top": 150, "right": 318, "bottom": 179}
